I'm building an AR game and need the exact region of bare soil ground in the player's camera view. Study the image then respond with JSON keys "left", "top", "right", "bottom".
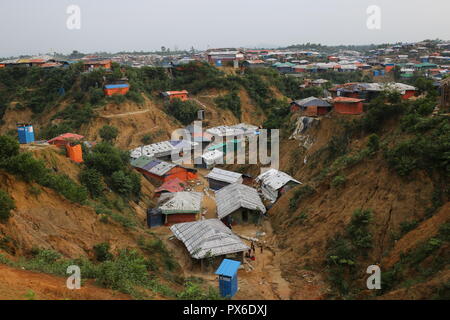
{"left": 0, "top": 264, "right": 130, "bottom": 300}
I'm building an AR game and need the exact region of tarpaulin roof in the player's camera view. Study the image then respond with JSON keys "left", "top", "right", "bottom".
{"left": 170, "top": 219, "right": 249, "bottom": 259}
{"left": 256, "top": 168, "right": 301, "bottom": 191}
{"left": 47, "top": 133, "right": 84, "bottom": 143}
{"left": 215, "top": 259, "right": 241, "bottom": 277}
{"left": 206, "top": 168, "right": 242, "bottom": 184}
{"left": 158, "top": 192, "right": 203, "bottom": 214}
{"left": 154, "top": 178, "right": 186, "bottom": 193}
{"left": 105, "top": 84, "right": 129, "bottom": 89}
{"left": 292, "top": 97, "right": 331, "bottom": 107}
{"left": 215, "top": 183, "right": 266, "bottom": 219}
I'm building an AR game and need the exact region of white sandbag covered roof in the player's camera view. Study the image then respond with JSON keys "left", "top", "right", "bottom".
{"left": 215, "top": 183, "right": 266, "bottom": 219}
{"left": 158, "top": 192, "right": 203, "bottom": 214}
{"left": 256, "top": 168, "right": 301, "bottom": 191}
{"left": 205, "top": 168, "right": 242, "bottom": 184}
{"left": 170, "top": 219, "right": 249, "bottom": 259}
{"left": 130, "top": 140, "right": 198, "bottom": 159}
{"left": 201, "top": 150, "right": 224, "bottom": 166}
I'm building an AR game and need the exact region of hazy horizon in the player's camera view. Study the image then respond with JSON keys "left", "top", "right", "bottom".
{"left": 1, "top": 0, "right": 450, "bottom": 57}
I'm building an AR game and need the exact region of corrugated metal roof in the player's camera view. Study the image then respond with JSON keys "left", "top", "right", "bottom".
{"left": 170, "top": 219, "right": 249, "bottom": 259}
{"left": 206, "top": 168, "right": 242, "bottom": 184}
{"left": 293, "top": 97, "right": 331, "bottom": 107}
{"left": 256, "top": 169, "right": 301, "bottom": 191}
{"left": 159, "top": 192, "right": 203, "bottom": 214}
{"left": 215, "top": 183, "right": 266, "bottom": 219}
{"left": 215, "top": 259, "right": 241, "bottom": 277}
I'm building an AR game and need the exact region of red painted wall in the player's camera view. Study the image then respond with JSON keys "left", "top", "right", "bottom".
{"left": 402, "top": 90, "right": 416, "bottom": 100}
{"left": 166, "top": 214, "right": 197, "bottom": 225}
{"left": 104, "top": 87, "right": 129, "bottom": 96}
{"left": 334, "top": 102, "right": 364, "bottom": 115}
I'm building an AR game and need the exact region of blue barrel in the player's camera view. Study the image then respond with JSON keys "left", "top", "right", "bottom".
{"left": 373, "top": 70, "right": 379, "bottom": 76}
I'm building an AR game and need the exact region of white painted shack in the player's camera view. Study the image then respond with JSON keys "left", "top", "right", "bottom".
{"left": 216, "top": 183, "right": 266, "bottom": 225}
{"left": 256, "top": 168, "right": 301, "bottom": 203}
{"left": 170, "top": 219, "right": 249, "bottom": 260}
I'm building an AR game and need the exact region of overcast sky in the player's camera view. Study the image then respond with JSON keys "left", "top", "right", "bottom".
{"left": 1, "top": 0, "right": 449, "bottom": 57}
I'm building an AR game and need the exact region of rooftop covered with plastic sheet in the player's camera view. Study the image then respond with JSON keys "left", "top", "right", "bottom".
{"left": 256, "top": 168, "right": 301, "bottom": 191}
{"left": 158, "top": 192, "right": 203, "bottom": 214}
{"left": 170, "top": 219, "right": 249, "bottom": 259}
{"left": 292, "top": 96, "right": 331, "bottom": 107}
{"left": 215, "top": 183, "right": 266, "bottom": 220}
{"left": 215, "top": 259, "right": 241, "bottom": 277}
{"left": 130, "top": 140, "right": 198, "bottom": 159}
{"left": 205, "top": 168, "right": 242, "bottom": 184}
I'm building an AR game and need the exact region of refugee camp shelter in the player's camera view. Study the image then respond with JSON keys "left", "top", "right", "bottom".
{"left": 146, "top": 208, "right": 165, "bottom": 228}
{"left": 130, "top": 140, "right": 198, "bottom": 160}
{"left": 161, "top": 90, "right": 189, "bottom": 102}
{"left": 333, "top": 97, "right": 365, "bottom": 115}
{"left": 17, "top": 123, "right": 35, "bottom": 144}
{"left": 83, "top": 59, "right": 112, "bottom": 71}
{"left": 65, "top": 143, "right": 83, "bottom": 163}
{"left": 47, "top": 133, "right": 84, "bottom": 147}
{"left": 290, "top": 97, "right": 332, "bottom": 116}
{"left": 242, "top": 60, "right": 266, "bottom": 69}
{"left": 256, "top": 169, "right": 301, "bottom": 203}
{"left": 215, "top": 259, "right": 241, "bottom": 298}
{"left": 194, "top": 150, "right": 224, "bottom": 169}
{"left": 216, "top": 183, "right": 266, "bottom": 225}
{"left": 170, "top": 219, "right": 249, "bottom": 260}
{"left": 131, "top": 156, "right": 197, "bottom": 183}
{"left": 158, "top": 192, "right": 203, "bottom": 224}
{"left": 154, "top": 177, "right": 186, "bottom": 197}
{"left": 206, "top": 168, "right": 243, "bottom": 191}
{"left": 206, "top": 123, "right": 259, "bottom": 139}
{"left": 104, "top": 83, "right": 130, "bottom": 96}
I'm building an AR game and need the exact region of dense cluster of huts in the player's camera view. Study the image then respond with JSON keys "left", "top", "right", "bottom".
{"left": 127, "top": 122, "right": 301, "bottom": 265}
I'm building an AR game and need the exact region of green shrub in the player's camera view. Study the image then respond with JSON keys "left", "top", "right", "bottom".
{"left": 165, "top": 99, "right": 199, "bottom": 125}
{"left": 289, "top": 185, "right": 315, "bottom": 210}
{"left": 79, "top": 168, "right": 104, "bottom": 198}
{"left": 99, "top": 125, "right": 119, "bottom": 142}
{"left": 0, "top": 190, "right": 15, "bottom": 222}
{"left": 0, "top": 135, "right": 19, "bottom": 162}
{"left": 367, "top": 134, "right": 380, "bottom": 154}
{"left": 84, "top": 142, "right": 128, "bottom": 176}
{"left": 331, "top": 175, "right": 346, "bottom": 188}
{"left": 347, "top": 209, "right": 373, "bottom": 250}
{"left": 214, "top": 91, "right": 242, "bottom": 119}
{"left": 93, "top": 243, "right": 113, "bottom": 262}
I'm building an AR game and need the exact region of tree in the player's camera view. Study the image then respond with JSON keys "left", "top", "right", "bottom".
{"left": 79, "top": 168, "right": 104, "bottom": 198}
{"left": 0, "top": 135, "right": 19, "bottom": 162}
{"left": 0, "top": 189, "right": 15, "bottom": 222}
{"left": 165, "top": 99, "right": 199, "bottom": 125}
{"left": 99, "top": 125, "right": 118, "bottom": 142}
{"left": 93, "top": 243, "right": 113, "bottom": 262}
{"left": 110, "top": 170, "right": 133, "bottom": 196}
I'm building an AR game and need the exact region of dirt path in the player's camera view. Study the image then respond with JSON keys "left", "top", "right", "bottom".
{"left": 100, "top": 109, "right": 151, "bottom": 118}
{"left": 0, "top": 264, "right": 130, "bottom": 300}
